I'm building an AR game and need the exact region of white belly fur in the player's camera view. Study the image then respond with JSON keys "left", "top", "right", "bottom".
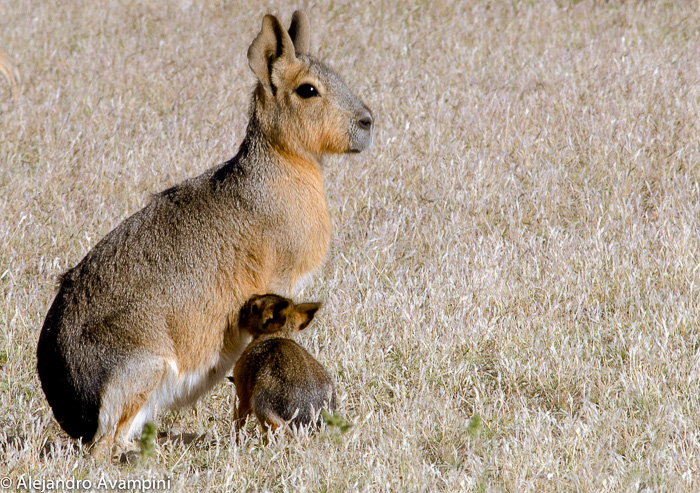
{"left": 125, "top": 350, "right": 240, "bottom": 439}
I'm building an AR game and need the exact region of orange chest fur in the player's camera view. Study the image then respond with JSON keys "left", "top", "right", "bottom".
{"left": 271, "top": 157, "right": 331, "bottom": 289}
{"left": 209, "top": 157, "right": 330, "bottom": 307}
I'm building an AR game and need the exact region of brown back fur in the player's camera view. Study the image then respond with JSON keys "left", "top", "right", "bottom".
{"left": 231, "top": 294, "right": 336, "bottom": 436}
{"left": 36, "top": 10, "right": 371, "bottom": 454}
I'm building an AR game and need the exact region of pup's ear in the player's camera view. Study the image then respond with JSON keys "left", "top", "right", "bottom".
{"left": 248, "top": 14, "right": 297, "bottom": 94}
{"left": 295, "top": 302, "right": 321, "bottom": 331}
{"left": 288, "top": 10, "right": 310, "bottom": 56}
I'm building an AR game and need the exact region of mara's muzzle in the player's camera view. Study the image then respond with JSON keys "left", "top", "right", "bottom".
{"left": 349, "top": 106, "right": 374, "bottom": 153}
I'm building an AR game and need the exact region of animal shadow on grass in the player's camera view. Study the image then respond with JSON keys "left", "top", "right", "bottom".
{"left": 0, "top": 425, "right": 214, "bottom": 465}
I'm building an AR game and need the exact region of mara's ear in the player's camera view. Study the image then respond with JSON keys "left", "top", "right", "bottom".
{"left": 288, "top": 10, "right": 310, "bottom": 56}
{"left": 295, "top": 302, "right": 321, "bottom": 331}
{"left": 248, "top": 14, "right": 297, "bottom": 93}
{"left": 261, "top": 299, "right": 291, "bottom": 333}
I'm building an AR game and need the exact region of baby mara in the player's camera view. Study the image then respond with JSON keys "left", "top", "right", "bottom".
{"left": 231, "top": 294, "right": 336, "bottom": 440}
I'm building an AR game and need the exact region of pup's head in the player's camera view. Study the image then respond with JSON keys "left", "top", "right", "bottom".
{"left": 238, "top": 294, "right": 321, "bottom": 339}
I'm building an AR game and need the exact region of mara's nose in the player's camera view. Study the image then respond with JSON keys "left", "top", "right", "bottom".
{"left": 358, "top": 109, "right": 373, "bottom": 131}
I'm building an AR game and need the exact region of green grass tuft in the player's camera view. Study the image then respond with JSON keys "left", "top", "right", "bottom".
{"left": 137, "top": 422, "right": 157, "bottom": 460}
{"left": 321, "top": 410, "right": 352, "bottom": 434}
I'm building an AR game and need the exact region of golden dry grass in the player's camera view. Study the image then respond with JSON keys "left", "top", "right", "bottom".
{"left": 2, "top": 0, "right": 700, "bottom": 491}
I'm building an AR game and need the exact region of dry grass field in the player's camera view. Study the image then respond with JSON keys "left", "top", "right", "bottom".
{"left": 1, "top": 0, "right": 699, "bottom": 491}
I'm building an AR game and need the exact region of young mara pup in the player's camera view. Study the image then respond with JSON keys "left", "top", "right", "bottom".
{"left": 231, "top": 294, "right": 336, "bottom": 438}
{"left": 36, "top": 10, "right": 372, "bottom": 456}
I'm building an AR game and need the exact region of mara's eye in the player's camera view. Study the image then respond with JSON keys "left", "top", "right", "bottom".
{"left": 295, "top": 84, "right": 319, "bottom": 99}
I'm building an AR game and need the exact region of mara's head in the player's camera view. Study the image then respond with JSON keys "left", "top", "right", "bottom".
{"left": 247, "top": 11, "right": 374, "bottom": 160}
{"left": 238, "top": 294, "right": 321, "bottom": 339}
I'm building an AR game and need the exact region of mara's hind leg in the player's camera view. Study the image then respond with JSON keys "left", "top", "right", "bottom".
{"left": 252, "top": 396, "right": 291, "bottom": 444}
{"left": 91, "top": 356, "right": 169, "bottom": 459}
{"left": 259, "top": 410, "right": 290, "bottom": 445}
